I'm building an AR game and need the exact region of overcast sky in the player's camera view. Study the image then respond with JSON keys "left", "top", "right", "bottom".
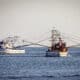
{"left": 0, "top": 0, "right": 80, "bottom": 43}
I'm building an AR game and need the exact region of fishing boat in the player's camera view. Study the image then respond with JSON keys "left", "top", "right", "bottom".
{"left": 0, "top": 39, "right": 25, "bottom": 54}
{"left": 46, "top": 28, "right": 68, "bottom": 57}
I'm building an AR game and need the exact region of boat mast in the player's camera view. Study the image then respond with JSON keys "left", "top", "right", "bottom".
{"left": 51, "top": 27, "right": 57, "bottom": 51}
{"left": 51, "top": 27, "right": 61, "bottom": 51}
{"left": 51, "top": 29, "right": 55, "bottom": 51}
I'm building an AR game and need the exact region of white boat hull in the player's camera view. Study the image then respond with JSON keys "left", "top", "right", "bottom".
{"left": 59, "top": 52, "right": 68, "bottom": 57}
{"left": 0, "top": 49, "right": 25, "bottom": 54}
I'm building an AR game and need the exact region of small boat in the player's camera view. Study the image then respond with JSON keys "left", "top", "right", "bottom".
{"left": 0, "top": 39, "right": 25, "bottom": 54}
{"left": 46, "top": 28, "right": 68, "bottom": 57}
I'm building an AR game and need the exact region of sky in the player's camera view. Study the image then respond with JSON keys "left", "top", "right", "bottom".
{"left": 0, "top": 0, "right": 80, "bottom": 45}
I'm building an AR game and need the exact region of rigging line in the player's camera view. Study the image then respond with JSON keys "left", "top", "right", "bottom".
{"left": 64, "top": 36, "right": 80, "bottom": 43}
{"left": 61, "top": 34, "right": 80, "bottom": 44}
{"left": 21, "top": 37, "right": 50, "bottom": 44}
{"left": 61, "top": 34, "right": 78, "bottom": 42}
{"left": 20, "top": 35, "right": 52, "bottom": 47}
{"left": 37, "top": 30, "right": 51, "bottom": 39}
{"left": 17, "top": 37, "right": 51, "bottom": 47}
{"left": 68, "top": 43, "right": 80, "bottom": 47}
{"left": 66, "top": 35, "right": 80, "bottom": 41}
{"left": 21, "top": 40, "right": 49, "bottom": 47}
{"left": 61, "top": 32, "right": 80, "bottom": 41}
{"left": 14, "top": 44, "right": 30, "bottom": 48}
{"left": 59, "top": 35, "right": 77, "bottom": 43}
{"left": 70, "top": 34, "right": 80, "bottom": 40}
{"left": 20, "top": 30, "right": 51, "bottom": 44}
{"left": 34, "top": 37, "right": 51, "bottom": 43}
{"left": 61, "top": 33, "right": 80, "bottom": 42}
{"left": 66, "top": 32, "right": 80, "bottom": 39}
{"left": 15, "top": 42, "right": 48, "bottom": 48}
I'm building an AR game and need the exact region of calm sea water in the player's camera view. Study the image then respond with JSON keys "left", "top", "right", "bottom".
{"left": 0, "top": 47, "right": 80, "bottom": 80}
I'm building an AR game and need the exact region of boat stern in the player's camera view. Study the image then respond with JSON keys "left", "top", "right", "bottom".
{"left": 59, "top": 51, "right": 68, "bottom": 57}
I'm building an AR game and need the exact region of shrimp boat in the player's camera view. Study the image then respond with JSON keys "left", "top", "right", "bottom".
{"left": 46, "top": 28, "right": 68, "bottom": 57}
{"left": 0, "top": 39, "right": 25, "bottom": 54}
